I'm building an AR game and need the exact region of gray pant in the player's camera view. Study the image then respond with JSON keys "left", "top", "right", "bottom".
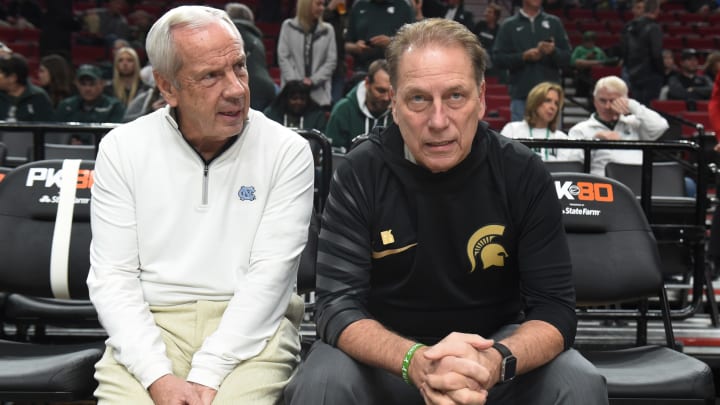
{"left": 285, "top": 336, "right": 608, "bottom": 404}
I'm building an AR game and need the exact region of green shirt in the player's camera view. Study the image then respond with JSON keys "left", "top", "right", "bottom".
{"left": 571, "top": 45, "right": 607, "bottom": 67}
{"left": 0, "top": 84, "right": 54, "bottom": 122}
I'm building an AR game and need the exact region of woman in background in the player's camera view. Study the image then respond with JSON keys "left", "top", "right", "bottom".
{"left": 277, "top": 0, "right": 337, "bottom": 109}
{"left": 107, "top": 46, "right": 144, "bottom": 107}
{"left": 37, "top": 54, "right": 73, "bottom": 108}
{"left": 501, "top": 81, "right": 583, "bottom": 162}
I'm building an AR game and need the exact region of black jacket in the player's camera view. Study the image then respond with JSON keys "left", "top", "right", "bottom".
{"left": 315, "top": 124, "right": 577, "bottom": 348}
{"left": 621, "top": 16, "right": 664, "bottom": 84}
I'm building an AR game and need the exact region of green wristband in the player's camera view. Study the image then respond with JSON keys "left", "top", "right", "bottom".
{"left": 401, "top": 343, "right": 425, "bottom": 385}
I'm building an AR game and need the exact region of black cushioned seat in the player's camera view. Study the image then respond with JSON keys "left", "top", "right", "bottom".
{"left": 0, "top": 339, "right": 104, "bottom": 401}
{"left": 554, "top": 172, "right": 715, "bottom": 404}
{"left": 0, "top": 159, "right": 104, "bottom": 401}
{"left": 583, "top": 346, "right": 714, "bottom": 400}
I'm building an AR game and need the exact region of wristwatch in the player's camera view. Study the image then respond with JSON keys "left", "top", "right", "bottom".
{"left": 491, "top": 342, "right": 517, "bottom": 383}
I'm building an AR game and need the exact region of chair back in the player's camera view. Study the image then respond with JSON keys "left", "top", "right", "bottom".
{"left": 44, "top": 144, "right": 96, "bottom": 160}
{"left": 543, "top": 160, "right": 584, "bottom": 173}
{"left": 294, "top": 128, "right": 332, "bottom": 213}
{"left": 0, "top": 141, "right": 6, "bottom": 166}
{"left": 554, "top": 172, "right": 663, "bottom": 305}
{"left": 0, "top": 131, "right": 32, "bottom": 166}
{"left": 0, "top": 159, "right": 94, "bottom": 299}
{"left": 605, "top": 161, "right": 687, "bottom": 197}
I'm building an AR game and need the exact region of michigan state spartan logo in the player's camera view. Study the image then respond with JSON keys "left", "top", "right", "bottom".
{"left": 466, "top": 224, "right": 508, "bottom": 272}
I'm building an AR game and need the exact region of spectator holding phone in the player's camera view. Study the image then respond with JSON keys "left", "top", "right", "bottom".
{"left": 492, "top": 0, "right": 571, "bottom": 122}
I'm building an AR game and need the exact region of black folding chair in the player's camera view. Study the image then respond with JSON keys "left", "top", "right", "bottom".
{"left": 554, "top": 172, "right": 714, "bottom": 404}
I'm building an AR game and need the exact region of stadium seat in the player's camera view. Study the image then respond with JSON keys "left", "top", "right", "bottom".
{"left": 485, "top": 94, "right": 511, "bottom": 111}
{"left": 0, "top": 131, "right": 33, "bottom": 166}
{"left": 554, "top": 172, "right": 715, "bottom": 404}
{"left": 682, "top": 111, "right": 712, "bottom": 136}
{"left": 291, "top": 129, "right": 332, "bottom": 351}
{"left": 590, "top": 65, "right": 622, "bottom": 82}
{"left": 0, "top": 159, "right": 104, "bottom": 401}
{"left": 650, "top": 99, "right": 687, "bottom": 115}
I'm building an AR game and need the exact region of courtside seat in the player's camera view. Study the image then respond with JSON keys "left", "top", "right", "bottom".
{"left": 0, "top": 159, "right": 104, "bottom": 401}
{"left": 554, "top": 173, "right": 714, "bottom": 404}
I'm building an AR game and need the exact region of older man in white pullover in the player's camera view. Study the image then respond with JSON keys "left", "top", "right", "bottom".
{"left": 568, "top": 75, "right": 669, "bottom": 176}
{"left": 87, "top": 5, "right": 315, "bottom": 405}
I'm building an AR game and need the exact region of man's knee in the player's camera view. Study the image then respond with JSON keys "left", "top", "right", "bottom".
{"left": 544, "top": 349, "right": 608, "bottom": 404}
{"left": 284, "top": 341, "right": 371, "bottom": 404}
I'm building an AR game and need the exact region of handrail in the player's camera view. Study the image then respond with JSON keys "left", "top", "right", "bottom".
{"left": 0, "top": 121, "right": 120, "bottom": 160}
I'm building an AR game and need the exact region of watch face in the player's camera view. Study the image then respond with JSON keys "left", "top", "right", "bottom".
{"left": 502, "top": 356, "right": 517, "bottom": 382}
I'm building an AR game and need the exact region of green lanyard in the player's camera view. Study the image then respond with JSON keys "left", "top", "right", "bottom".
{"left": 529, "top": 126, "right": 550, "bottom": 160}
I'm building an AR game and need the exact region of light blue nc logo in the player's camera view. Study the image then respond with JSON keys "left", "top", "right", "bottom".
{"left": 238, "top": 186, "right": 256, "bottom": 201}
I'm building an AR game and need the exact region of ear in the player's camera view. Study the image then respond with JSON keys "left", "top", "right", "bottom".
{"left": 390, "top": 86, "right": 397, "bottom": 122}
{"left": 154, "top": 71, "right": 178, "bottom": 107}
{"left": 477, "top": 79, "right": 487, "bottom": 120}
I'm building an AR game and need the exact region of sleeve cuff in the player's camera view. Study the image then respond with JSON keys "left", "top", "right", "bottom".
{"left": 136, "top": 358, "right": 174, "bottom": 389}
{"left": 187, "top": 367, "right": 225, "bottom": 390}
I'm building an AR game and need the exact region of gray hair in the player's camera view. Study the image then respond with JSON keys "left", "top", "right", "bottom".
{"left": 593, "top": 75, "right": 628, "bottom": 97}
{"left": 146, "top": 5, "right": 242, "bottom": 86}
{"left": 386, "top": 18, "right": 486, "bottom": 89}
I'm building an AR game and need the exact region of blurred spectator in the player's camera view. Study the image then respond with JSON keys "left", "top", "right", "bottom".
{"left": 662, "top": 49, "right": 679, "bottom": 84}
{"left": 83, "top": 0, "right": 131, "bottom": 46}
{"left": 264, "top": 80, "right": 327, "bottom": 131}
{"left": 323, "top": 0, "right": 349, "bottom": 104}
{"left": 569, "top": 75, "right": 668, "bottom": 176}
{"left": 492, "top": 0, "right": 571, "bottom": 121}
{"left": 38, "top": 0, "right": 81, "bottom": 60}
{"left": 474, "top": 3, "right": 502, "bottom": 52}
{"left": 55, "top": 64, "right": 125, "bottom": 143}
{"left": 123, "top": 69, "right": 165, "bottom": 123}
{"left": 686, "top": 0, "right": 719, "bottom": 13}
{"left": 630, "top": 0, "right": 645, "bottom": 19}
{"left": 501, "top": 81, "right": 582, "bottom": 161}
{"left": 344, "top": 0, "right": 415, "bottom": 73}
{"left": 226, "top": 2, "right": 278, "bottom": 112}
{"left": 127, "top": 9, "right": 154, "bottom": 50}
{"left": 0, "top": 53, "right": 53, "bottom": 121}
{"left": 37, "top": 54, "right": 74, "bottom": 108}
{"left": 106, "top": 47, "right": 145, "bottom": 108}
{"left": 571, "top": 31, "right": 608, "bottom": 98}
{"left": 325, "top": 59, "right": 392, "bottom": 150}
{"left": 474, "top": 3, "right": 504, "bottom": 80}
{"left": 0, "top": 0, "right": 43, "bottom": 28}
{"left": 278, "top": 0, "right": 337, "bottom": 108}
{"left": 444, "top": 0, "right": 475, "bottom": 31}
{"left": 667, "top": 48, "right": 713, "bottom": 102}
{"left": 703, "top": 51, "right": 720, "bottom": 84}
{"left": 620, "top": 0, "right": 663, "bottom": 105}
{"left": 0, "top": 42, "right": 12, "bottom": 58}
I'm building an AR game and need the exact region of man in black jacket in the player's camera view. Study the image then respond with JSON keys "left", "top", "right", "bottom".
{"left": 621, "top": 0, "right": 664, "bottom": 105}
{"left": 285, "top": 18, "right": 607, "bottom": 405}
{"left": 226, "top": 2, "right": 277, "bottom": 111}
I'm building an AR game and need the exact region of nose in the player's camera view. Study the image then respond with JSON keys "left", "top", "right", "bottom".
{"left": 427, "top": 100, "right": 449, "bottom": 130}
{"left": 223, "top": 70, "right": 247, "bottom": 100}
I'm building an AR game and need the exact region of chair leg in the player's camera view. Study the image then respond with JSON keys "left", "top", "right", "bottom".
{"left": 704, "top": 264, "right": 719, "bottom": 327}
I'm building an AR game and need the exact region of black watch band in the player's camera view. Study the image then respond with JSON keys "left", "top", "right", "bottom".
{"left": 491, "top": 342, "right": 517, "bottom": 383}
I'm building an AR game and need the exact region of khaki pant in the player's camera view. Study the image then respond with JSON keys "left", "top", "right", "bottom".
{"left": 94, "top": 295, "right": 304, "bottom": 405}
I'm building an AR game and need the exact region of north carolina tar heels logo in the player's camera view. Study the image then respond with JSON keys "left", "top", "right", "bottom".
{"left": 238, "top": 186, "right": 256, "bottom": 201}
{"left": 466, "top": 224, "right": 508, "bottom": 272}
